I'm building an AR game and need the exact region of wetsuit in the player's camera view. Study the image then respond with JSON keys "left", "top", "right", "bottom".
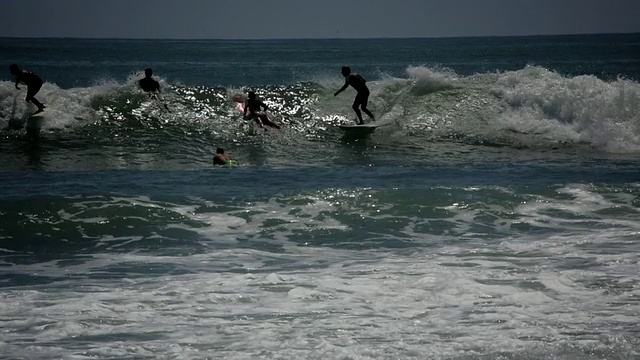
{"left": 244, "top": 98, "right": 281, "bottom": 129}
{"left": 347, "top": 74, "right": 369, "bottom": 109}
{"left": 15, "top": 70, "right": 44, "bottom": 103}
{"left": 139, "top": 77, "right": 160, "bottom": 92}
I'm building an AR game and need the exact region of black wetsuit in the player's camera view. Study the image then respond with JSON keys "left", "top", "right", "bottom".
{"left": 244, "top": 98, "right": 281, "bottom": 129}
{"left": 15, "top": 70, "right": 44, "bottom": 103}
{"left": 347, "top": 74, "right": 369, "bottom": 108}
{"left": 139, "top": 77, "right": 160, "bottom": 92}
{"left": 245, "top": 98, "right": 267, "bottom": 116}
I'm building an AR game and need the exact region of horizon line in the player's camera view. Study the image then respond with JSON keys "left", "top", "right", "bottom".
{"left": 0, "top": 31, "right": 638, "bottom": 42}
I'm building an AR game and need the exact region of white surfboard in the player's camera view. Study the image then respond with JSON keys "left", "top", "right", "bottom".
{"left": 338, "top": 123, "right": 380, "bottom": 131}
{"left": 29, "top": 111, "right": 46, "bottom": 119}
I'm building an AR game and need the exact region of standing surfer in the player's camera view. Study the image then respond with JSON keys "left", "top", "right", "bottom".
{"left": 9, "top": 64, "right": 46, "bottom": 114}
{"left": 334, "top": 66, "right": 374, "bottom": 125}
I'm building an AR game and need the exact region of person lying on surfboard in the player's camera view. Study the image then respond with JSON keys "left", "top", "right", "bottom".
{"left": 9, "top": 64, "right": 46, "bottom": 114}
{"left": 244, "top": 91, "right": 281, "bottom": 130}
{"left": 213, "top": 147, "right": 232, "bottom": 166}
{"left": 334, "top": 66, "right": 374, "bottom": 125}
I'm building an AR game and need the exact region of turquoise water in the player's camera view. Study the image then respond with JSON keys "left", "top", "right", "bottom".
{"left": 0, "top": 34, "right": 639, "bottom": 359}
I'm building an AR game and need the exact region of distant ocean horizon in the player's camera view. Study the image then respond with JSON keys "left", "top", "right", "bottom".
{"left": 1, "top": 30, "right": 639, "bottom": 41}
{"left": 1, "top": 33, "right": 639, "bottom": 359}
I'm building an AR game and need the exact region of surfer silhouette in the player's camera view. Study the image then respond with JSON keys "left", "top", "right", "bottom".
{"left": 244, "top": 91, "right": 281, "bottom": 130}
{"left": 139, "top": 68, "right": 160, "bottom": 93}
{"left": 334, "top": 66, "right": 374, "bottom": 125}
{"left": 9, "top": 64, "right": 46, "bottom": 114}
{"left": 139, "top": 68, "right": 170, "bottom": 111}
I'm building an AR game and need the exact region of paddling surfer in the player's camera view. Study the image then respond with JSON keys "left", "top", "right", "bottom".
{"left": 213, "top": 147, "right": 232, "bottom": 166}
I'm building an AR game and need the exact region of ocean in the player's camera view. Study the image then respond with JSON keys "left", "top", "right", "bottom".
{"left": 0, "top": 34, "right": 639, "bottom": 359}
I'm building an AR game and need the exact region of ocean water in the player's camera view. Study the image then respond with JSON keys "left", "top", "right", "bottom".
{"left": 0, "top": 34, "right": 640, "bottom": 359}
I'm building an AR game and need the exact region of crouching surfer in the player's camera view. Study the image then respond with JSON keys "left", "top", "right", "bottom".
{"left": 9, "top": 64, "right": 46, "bottom": 114}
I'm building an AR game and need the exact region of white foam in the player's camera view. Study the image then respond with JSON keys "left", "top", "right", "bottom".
{"left": 2, "top": 185, "right": 640, "bottom": 358}
{"left": 493, "top": 66, "right": 640, "bottom": 152}
{"left": 406, "top": 65, "right": 459, "bottom": 85}
{"left": 314, "top": 65, "right": 640, "bottom": 153}
{"left": 2, "top": 231, "right": 638, "bottom": 358}
{"left": 0, "top": 80, "right": 115, "bottom": 130}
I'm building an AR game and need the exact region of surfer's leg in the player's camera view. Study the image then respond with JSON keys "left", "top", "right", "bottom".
{"left": 30, "top": 97, "right": 45, "bottom": 113}
{"left": 360, "top": 91, "right": 374, "bottom": 120}
{"left": 27, "top": 95, "right": 45, "bottom": 113}
{"left": 26, "top": 81, "right": 45, "bottom": 111}
{"left": 260, "top": 114, "right": 280, "bottom": 129}
{"left": 352, "top": 98, "right": 364, "bottom": 125}
{"left": 361, "top": 106, "right": 373, "bottom": 120}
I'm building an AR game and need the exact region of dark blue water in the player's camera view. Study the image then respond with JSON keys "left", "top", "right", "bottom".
{"left": 3, "top": 33, "right": 640, "bottom": 88}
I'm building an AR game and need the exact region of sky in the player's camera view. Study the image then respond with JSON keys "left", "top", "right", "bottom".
{"left": 2, "top": 0, "right": 640, "bottom": 39}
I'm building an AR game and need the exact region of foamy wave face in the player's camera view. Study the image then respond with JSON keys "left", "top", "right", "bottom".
{"left": 493, "top": 66, "right": 640, "bottom": 152}
{"left": 406, "top": 65, "right": 459, "bottom": 82}
{"left": 324, "top": 65, "right": 640, "bottom": 154}
{"left": 405, "top": 66, "right": 459, "bottom": 95}
{"left": 0, "top": 80, "right": 111, "bottom": 131}
{"left": 4, "top": 65, "right": 640, "bottom": 156}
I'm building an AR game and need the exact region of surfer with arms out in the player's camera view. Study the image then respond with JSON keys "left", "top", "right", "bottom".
{"left": 334, "top": 66, "right": 374, "bottom": 125}
{"left": 9, "top": 64, "right": 46, "bottom": 114}
{"left": 244, "top": 91, "right": 281, "bottom": 130}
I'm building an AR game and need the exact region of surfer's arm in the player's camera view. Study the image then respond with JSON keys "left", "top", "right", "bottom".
{"left": 14, "top": 75, "right": 21, "bottom": 89}
{"left": 334, "top": 81, "right": 349, "bottom": 96}
{"left": 243, "top": 102, "right": 248, "bottom": 117}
